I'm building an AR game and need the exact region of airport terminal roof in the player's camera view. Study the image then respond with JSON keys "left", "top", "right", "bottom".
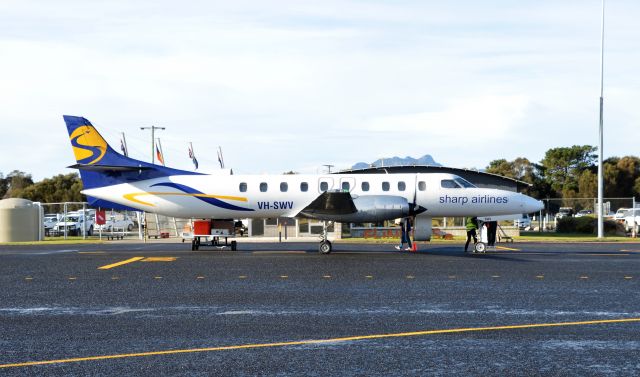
{"left": 335, "top": 165, "right": 531, "bottom": 192}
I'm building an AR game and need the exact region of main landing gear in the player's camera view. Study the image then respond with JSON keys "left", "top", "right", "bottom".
{"left": 318, "top": 221, "right": 333, "bottom": 254}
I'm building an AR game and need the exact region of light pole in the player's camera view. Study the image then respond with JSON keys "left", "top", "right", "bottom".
{"left": 140, "top": 126, "right": 166, "bottom": 164}
{"left": 597, "top": 0, "right": 605, "bottom": 238}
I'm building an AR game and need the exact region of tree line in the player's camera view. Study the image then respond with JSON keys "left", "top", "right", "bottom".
{"left": 2, "top": 144, "right": 639, "bottom": 210}
{"left": 486, "top": 145, "right": 640, "bottom": 210}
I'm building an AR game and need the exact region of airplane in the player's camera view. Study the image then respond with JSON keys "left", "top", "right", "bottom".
{"left": 64, "top": 115, "right": 544, "bottom": 254}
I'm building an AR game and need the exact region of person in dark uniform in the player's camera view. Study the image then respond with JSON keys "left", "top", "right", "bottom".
{"left": 464, "top": 216, "right": 478, "bottom": 252}
{"left": 486, "top": 221, "right": 498, "bottom": 247}
{"left": 395, "top": 217, "right": 413, "bottom": 251}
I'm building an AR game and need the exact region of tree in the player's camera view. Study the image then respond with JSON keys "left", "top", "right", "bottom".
{"left": 486, "top": 157, "right": 550, "bottom": 199}
{"left": 2, "top": 170, "right": 34, "bottom": 199}
{"left": 0, "top": 172, "right": 8, "bottom": 198}
{"left": 540, "top": 145, "right": 596, "bottom": 196}
{"left": 20, "top": 173, "right": 84, "bottom": 205}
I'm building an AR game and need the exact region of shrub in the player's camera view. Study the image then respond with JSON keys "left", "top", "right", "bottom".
{"left": 556, "top": 217, "right": 622, "bottom": 235}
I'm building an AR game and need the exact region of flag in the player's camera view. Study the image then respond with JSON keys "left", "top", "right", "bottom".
{"left": 156, "top": 143, "right": 165, "bottom": 166}
{"left": 188, "top": 145, "right": 198, "bottom": 170}
{"left": 120, "top": 138, "right": 128, "bottom": 156}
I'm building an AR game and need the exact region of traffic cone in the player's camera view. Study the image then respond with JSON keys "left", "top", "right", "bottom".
{"left": 411, "top": 242, "right": 417, "bottom": 252}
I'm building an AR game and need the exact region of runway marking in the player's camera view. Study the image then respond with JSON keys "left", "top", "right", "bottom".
{"left": 279, "top": 275, "right": 288, "bottom": 279}
{"left": 448, "top": 275, "right": 456, "bottom": 279}
{"left": 78, "top": 251, "right": 106, "bottom": 254}
{"left": 496, "top": 246, "right": 520, "bottom": 251}
{"left": 238, "top": 275, "right": 247, "bottom": 279}
{"left": 196, "top": 276, "right": 205, "bottom": 279}
{"left": 2, "top": 317, "right": 639, "bottom": 369}
{"left": 111, "top": 277, "right": 119, "bottom": 280}
{"left": 97, "top": 257, "right": 144, "bottom": 270}
{"left": 536, "top": 275, "right": 544, "bottom": 279}
{"left": 68, "top": 277, "right": 77, "bottom": 281}
{"left": 323, "top": 275, "right": 332, "bottom": 279}
{"left": 579, "top": 276, "right": 589, "bottom": 279}
{"left": 406, "top": 275, "right": 415, "bottom": 279}
{"left": 624, "top": 276, "right": 633, "bottom": 279}
{"left": 491, "top": 275, "right": 500, "bottom": 278}
{"left": 620, "top": 249, "right": 640, "bottom": 252}
{"left": 24, "top": 277, "right": 33, "bottom": 281}
{"left": 154, "top": 276, "right": 163, "bottom": 280}
{"left": 141, "top": 257, "right": 177, "bottom": 262}
{"left": 365, "top": 275, "right": 374, "bottom": 279}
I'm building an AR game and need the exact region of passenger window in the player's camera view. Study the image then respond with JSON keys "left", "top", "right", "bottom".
{"left": 300, "top": 182, "right": 308, "bottom": 192}
{"left": 280, "top": 182, "right": 288, "bottom": 192}
{"left": 320, "top": 182, "right": 328, "bottom": 192}
{"left": 260, "top": 182, "right": 268, "bottom": 192}
{"left": 239, "top": 182, "right": 247, "bottom": 192}
{"left": 418, "top": 181, "right": 426, "bottom": 191}
{"left": 441, "top": 179, "right": 459, "bottom": 188}
{"left": 342, "top": 182, "right": 350, "bottom": 191}
{"left": 361, "top": 182, "right": 370, "bottom": 191}
{"left": 398, "top": 181, "right": 406, "bottom": 191}
{"left": 382, "top": 182, "right": 390, "bottom": 191}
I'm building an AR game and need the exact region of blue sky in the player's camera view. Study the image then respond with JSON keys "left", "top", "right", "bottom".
{"left": 1, "top": 1, "right": 638, "bottom": 180}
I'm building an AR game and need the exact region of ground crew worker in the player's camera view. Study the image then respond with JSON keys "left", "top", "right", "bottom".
{"left": 395, "top": 217, "right": 413, "bottom": 251}
{"left": 464, "top": 216, "right": 478, "bottom": 252}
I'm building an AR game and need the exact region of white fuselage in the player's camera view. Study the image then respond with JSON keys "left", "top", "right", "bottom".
{"left": 83, "top": 172, "right": 543, "bottom": 219}
{"left": 83, "top": 172, "right": 543, "bottom": 220}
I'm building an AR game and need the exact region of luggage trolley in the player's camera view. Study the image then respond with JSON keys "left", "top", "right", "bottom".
{"left": 473, "top": 217, "right": 498, "bottom": 254}
{"left": 183, "top": 220, "right": 237, "bottom": 251}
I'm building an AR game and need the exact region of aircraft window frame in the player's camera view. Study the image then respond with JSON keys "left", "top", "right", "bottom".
{"left": 320, "top": 182, "right": 329, "bottom": 192}
{"left": 361, "top": 182, "right": 370, "bottom": 192}
{"left": 239, "top": 182, "right": 247, "bottom": 192}
{"left": 418, "top": 181, "right": 426, "bottom": 191}
{"left": 382, "top": 181, "right": 390, "bottom": 191}
{"left": 300, "top": 182, "right": 308, "bottom": 192}
{"left": 341, "top": 182, "right": 350, "bottom": 191}
{"left": 440, "top": 179, "right": 460, "bottom": 189}
{"left": 398, "top": 181, "right": 406, "bottom": 191}
{"left": 260, "top": 182, "right": 268, "bottom": 192}
{"left": 454, "top": 177, "right": 476, "bottom": 188}
{"left": 280, "top": 182, "right": 288, "bottom": 192}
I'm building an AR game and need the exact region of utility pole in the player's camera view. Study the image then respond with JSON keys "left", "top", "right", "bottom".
{"left": 140, "top": 126, "right": 166, "bottom": 164}
{"left": 597, "top": 0, "right": 605, "bottom": 238}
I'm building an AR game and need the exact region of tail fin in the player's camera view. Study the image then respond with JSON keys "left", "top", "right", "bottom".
{"left": 63, "top": 115, "right": 200, "bottom": 192}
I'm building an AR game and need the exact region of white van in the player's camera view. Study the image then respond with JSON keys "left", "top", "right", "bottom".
{"left": 623, "top": 208, "right": 640, "bottom": 233}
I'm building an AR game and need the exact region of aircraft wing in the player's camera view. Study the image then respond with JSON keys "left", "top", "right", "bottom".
{"left": 297, "top": 191, "right": 357, "bottom": 218}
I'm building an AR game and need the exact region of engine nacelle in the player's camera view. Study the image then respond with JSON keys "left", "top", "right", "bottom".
{"left": 310, "top": 195, "right": 410, "bottom": 223}
{"left": 413, "top": 213, "right": 432, "bottom": 241}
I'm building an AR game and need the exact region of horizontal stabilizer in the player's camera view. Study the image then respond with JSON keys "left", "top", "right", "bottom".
{"left": 68, "top": 164, "right": 152, "bottom": 172}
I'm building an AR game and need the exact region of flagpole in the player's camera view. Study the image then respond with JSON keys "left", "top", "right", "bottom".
{"left": 120, "top": 132, "right": 129, "bottom": 156}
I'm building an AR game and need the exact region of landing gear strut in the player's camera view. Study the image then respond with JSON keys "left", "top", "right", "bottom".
{"left": 318, "top": 221, "right": 333, "bottom": 254}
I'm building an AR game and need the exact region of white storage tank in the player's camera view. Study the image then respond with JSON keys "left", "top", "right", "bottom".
{"left": 0, "top": 198, "right": 44, "bottom": 242}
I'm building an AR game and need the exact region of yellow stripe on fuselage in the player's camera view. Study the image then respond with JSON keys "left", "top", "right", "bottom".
{"left": 123, "top": 192, "right": 249, "bottom": 207}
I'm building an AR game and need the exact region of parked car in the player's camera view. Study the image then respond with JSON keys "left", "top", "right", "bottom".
{"left": 614, "top": 208, "right": 630, "bottom": 221}
{"left": 96, "top": 215, "right": 135, "bottom": 232}
{"left": 514, "top": 214, "right": 531, "bottom": 229}
{"left": 575, "top": 209, "right": 593, "bottom": 217}
{"left": 623, "top": 208, "right": 640, "bottom": 233}
{"left": 53, "top": 213, "right": 94, "bottom": 236}
{"left": 555, "top": 207, "right": 574, "bottom": 219}
{"left": 43, "top": 214, "right": 62, "bottom": 234}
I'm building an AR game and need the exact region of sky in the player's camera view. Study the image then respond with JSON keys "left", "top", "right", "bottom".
{"left": 1, "top": 0, "right": 638, "bottom": 180}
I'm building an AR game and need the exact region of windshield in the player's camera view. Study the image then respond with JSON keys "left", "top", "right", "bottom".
{"left": 63, "top": 216, "right": 80, "bottom": 222}
{"left": 454, "top": 178, "right": 476, "bottom": 188}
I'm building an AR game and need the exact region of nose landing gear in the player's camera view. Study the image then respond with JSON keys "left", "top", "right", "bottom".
{"left": 318, "top": 221, "right": 333, "bottom": 254}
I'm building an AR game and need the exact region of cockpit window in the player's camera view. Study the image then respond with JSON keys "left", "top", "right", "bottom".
{"left": 454, "top": 178, "right": 475, "bottom": 188}
{"left": 440, "top": 179, "right": 459, "bottom": 188}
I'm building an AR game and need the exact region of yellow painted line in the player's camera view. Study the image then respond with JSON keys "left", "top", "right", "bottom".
{"left": 141, "top": 257, "right": 177, "bottom": 262}
{"left": 323, "top": 275, "right": 332, "bottom": 279}
{"left": 579, "top": 276, "right": 589, "bottom": 279}
{"left": 24, "top": 277, "right": 33, "bottom": 281}
{"left": 2, "top": 317, "right": 639, "bottom": 369}
{"left": 154, "top": 276, "right": 163, "bottom": 280}
{"left": 78, "top": 251, "right": 106, "bottom": 254}
{"left": 238, "top": 275, "right": 247, "bottom": 279}
{"left": 279, "top": 275, "right": 288, "bottom": 279}
{"left": 98, "top": 257, "right": 144, "bottom": 270}
{"left": 196, "top": 276, "right": 205, "bottom": 279}
{"left": 620, "top": 249, "right": 640, "bottom": 252}
{"left": 496, "top": 246, "right": 520, "bottom": 251}
{"left": 365, "top": 275, "right": 373, "bottom": 279}
{"left": 536, "top": 275, "right": 544, "bottom": 279}
{"left": 624, "top": 276, "right": 633, "bottom": 280}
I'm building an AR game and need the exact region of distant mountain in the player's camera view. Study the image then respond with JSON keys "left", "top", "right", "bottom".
{"left": 351, "top": 155, "right": 441, "bottom": 170}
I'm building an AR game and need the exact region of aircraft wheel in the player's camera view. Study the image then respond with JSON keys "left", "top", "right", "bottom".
{"left": 319, "top": 241, "right": 332, "bottom": 254}
{"left": 474, "top": 242, "right": 486, "bottom": 254}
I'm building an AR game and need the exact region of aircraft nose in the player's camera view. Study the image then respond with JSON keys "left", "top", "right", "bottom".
{"left": 522, "top": 196, "right": 544, "bottom": 213}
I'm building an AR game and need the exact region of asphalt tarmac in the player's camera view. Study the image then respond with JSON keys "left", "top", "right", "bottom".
{"left": 1, "top": 240, "right": 639, "bottom": 376}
